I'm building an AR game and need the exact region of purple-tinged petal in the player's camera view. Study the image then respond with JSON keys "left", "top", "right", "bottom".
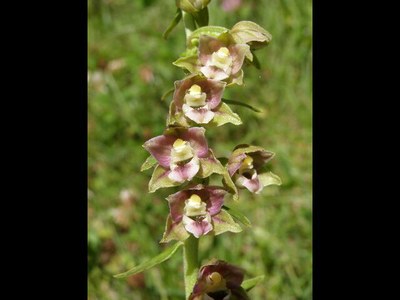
{"left": 143, "top": 135, "right": 176, "bottom": 168}
{"left": 199, "top": 35, "right": 225, "bottom": 65}
{"left": 200, "top": 65, "right": 230, "bottom": 81}
{"left": 182, "top": 215, "right": 213, "bottom": 238}
{"left": 229, "top": 44, "right": 249, "bottom": 74}
{"left": 227, "top": 153, "right": 246, "bottom": 176}
{"left": 166, "top": 190, "right": 192, "bottom": 223}
{"left": 206, "top": 80, "right": 226, "bottom": 109}
{"left": 204, "top": 187, "right": 226, "bottom": 216}
{"left": 182, "top": 127, "right": 209, "bottom": 158}
{"left": 235, "top": 173, "right": 262, "bottom": 193}
{"left": 183, "top": 104, "right": 215, "bottom": 124}
{"left": 168, "top": 157, "right": 200, "bottom": 182}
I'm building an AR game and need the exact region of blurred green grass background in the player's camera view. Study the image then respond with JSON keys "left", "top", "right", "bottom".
{"left": 88, "top": 0, "right": 312, "bottom": 299}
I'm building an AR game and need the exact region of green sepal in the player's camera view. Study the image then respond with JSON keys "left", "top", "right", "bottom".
{"left": 241, "top": 275, "right": 265, "bottom": 291}
{"left": 212, "top": 209, "right": 242, "bottom": 235}
{"left": 172, "top": 55, "right": 198, "bottom": 73}
{"left": 148, "top": 165, "right": 181, "bottom": 193}
{"left": 222, "top": 205, "right": 251, "bottom": 227}
{"left": 113, "top": 241, "right": 184, "bottom": 278}
{"left": 258, "top": 171, "right": 282, "bottom": 187}
{"left": 140, "top": 155, "right": 158, "bottom": 171}
{"left": 160, "top": 215, "right": 190, "bottom": 243}
{"left": 187, "top": 25, "right": 229, "bottom": 48}
{"left": 230, "top": 21, "right": 272, "bottom": 49}
{"left": 197, "top": 150, "right": 238, "bottom": 200}
{"left": 209, "top": 102, "right": 242, "bottom": 126}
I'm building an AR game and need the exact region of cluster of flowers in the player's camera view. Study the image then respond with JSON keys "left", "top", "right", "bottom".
{"left": 140, "top": 1, "right": 281, "bottom": 298}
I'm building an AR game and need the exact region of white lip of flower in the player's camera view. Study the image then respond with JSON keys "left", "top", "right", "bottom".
{"left": 209, "top": 47, "right": 233, "bottom": 73}
{"left": 184, "top": 84, "right": 207, "bottom": 107}
{"left": 170, "top": 138, "right": 194, "bottom": 165}
{"left": 184, "top": 194, "right": 207, "bottom": 217}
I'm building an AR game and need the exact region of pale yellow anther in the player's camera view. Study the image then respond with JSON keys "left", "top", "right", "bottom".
{"left": 173, "top": 138, "right": 186, "bottom": 148}
{"left": 242, "top": 156, "right": 253, "bottom": 167}
{"left": 208, "top": 272, "right": 222, "bottom": 285}
{"left": 188, "top": 194, "right": 202, "bottom": 204}
{"left": 217, "top": 47, "right": 230, "bottom": 57}
{"left": 188, "top": 84, "right": 202, "bottom": 95}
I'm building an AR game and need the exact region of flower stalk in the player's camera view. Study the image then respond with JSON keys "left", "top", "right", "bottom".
{"left": 183, "top": 235, "right": 199, "bottom": 298}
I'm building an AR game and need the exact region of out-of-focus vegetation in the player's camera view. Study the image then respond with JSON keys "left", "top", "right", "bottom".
{"left": 88, "top": 0, "right": 312, "bottom": 299}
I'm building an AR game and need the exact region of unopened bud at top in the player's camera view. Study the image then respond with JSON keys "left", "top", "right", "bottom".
{"left": 176, "top": 0, "right": 211, "bottom": 13}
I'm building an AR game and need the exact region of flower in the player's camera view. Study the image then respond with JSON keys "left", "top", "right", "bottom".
{"left": 161, "top": 185, "right": 241, "bottom": 242}
{"left": 227, "top": 145, "right": 281, "bottom": 193}
{"left": 172, "top": 75, "right": 226, "bottom": 124}
{"left": 189, "top": 260, "right": 249, "bottom": 300}
{"left": 143, "top": 127, "right": 209, "bottom": 183}
{"left": 198, "top": 35, "right": 249, "bottom": 85}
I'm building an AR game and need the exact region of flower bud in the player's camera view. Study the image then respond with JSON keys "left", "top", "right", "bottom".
{"left": 176, "top": 0, "right": 211, "bottom": 13}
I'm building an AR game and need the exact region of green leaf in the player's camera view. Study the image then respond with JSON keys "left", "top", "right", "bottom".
{"left": 163, "top": 8, "right": 182, "bottom": 40}
{"left": 241, "top": 275, "right": 265, "bottom": 291}
{"left": 222, "top": 98, "right": 262, "bottom": 113}
{"left": 258, "top": 172, "right": 282, "bottom": 187}
{"left": 222, "top": 205, "right": 251, "bottom": 227}
{"left": 148, "top": 165, "right": 181, "bottom": 193}
{"left": 209, "top": 103, "right": 242, "bottom": 126}
{"left": 230, "top": 21, "right": 272, "bottom": 49}
{"left": 213, "top": 209, "right": 242, "bottom": 235}
{"left": 140, "top": 155, "right": 157, "bottom": 171}
{"left": 161, "top": 87, "right": 175, "bottom": 102}
{"left": 113, "top": 241, "right": 184, "bottom": 278}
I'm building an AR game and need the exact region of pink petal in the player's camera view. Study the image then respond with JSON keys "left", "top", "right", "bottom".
{"left": 168, "top": 157, "right": 200, "bottom": 182}
{"left": 181, "top": 127, "right": 209, "bottom": 158}
{"left": 173, "top": 77, "right": 196, "bottom": 110}
{"left": 167, "top": 190, "right": 191, "bottom": 223}
{"left": 204, "top": 187, "right": 226, "bottom": 216}
{"left": 143, "top": 134, "right": 176, "bottom": 168}
{"left": 198, "top": 35, "right": 224, "bottom": 65}
{"left": 227, "top": 153, "right": 246, "bottom": 176}
{"left": 235, "top": 174, "right": 262, "bottom": 193}
{"left": 229, "top": 44, "right": 249, "bottom": 74}
{"left": 183, "top": 104, "right": 215, "bottom": 124}
{"left": 206, "top": 79, "right": 226, "bottom": 109}
{"left": 182, "top": 215, "right": 213, "bottom": 238}
{"left": 200, "top": 65, "right": 229, "bottom": 81}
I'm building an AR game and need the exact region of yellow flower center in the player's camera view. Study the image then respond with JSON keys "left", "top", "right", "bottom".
{"left": 184, "top": 84, "right": 207, "bottom": 107}
{"left": 205, "top": 272, "right": 227, "bottom": 293}
{"left": 171, "top": 138, "right": 194, "bottom": 164}
{"left": 184, "top": 194, "right": 207, "bottom": 217}
{"left": 239, "top": 155, "right": 254, "bottom": 174}
{"left": 210, "top": 47, "right": 233, "bottom": 72}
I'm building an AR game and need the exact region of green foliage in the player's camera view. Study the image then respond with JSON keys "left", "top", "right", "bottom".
{"left": 88, "top": 0, "right": 312, "bottom": 299}
{"left": 114, "top": 242, "right": 184, "bottom": 278}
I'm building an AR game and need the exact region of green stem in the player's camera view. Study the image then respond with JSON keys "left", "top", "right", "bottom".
{"left": 182, "top": 11, "right": 197, "bottom": 42}
{"left": 183, "top": 235, "right": 199, "bottom": 299}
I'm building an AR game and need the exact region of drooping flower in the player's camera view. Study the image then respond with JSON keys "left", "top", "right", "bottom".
{"left": 189, "top": 260, "right": 249, "bottom": 300}
{"left": 143, "top": 127, "right": 209, "bottom": 184}
{"left": 172, "top": 75, "right": 225, "bottom": 124}
{"left": 161, "top": 184, "right": 241, "bottom": 242}
{"left": 227, "top": 144, "right": 281, "bottom": 193}
{"left": 168, "top": 75, "right": 242, "bottom": 127}
{"left": 197, "top": 35, "right": 249, "bottom": 85}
